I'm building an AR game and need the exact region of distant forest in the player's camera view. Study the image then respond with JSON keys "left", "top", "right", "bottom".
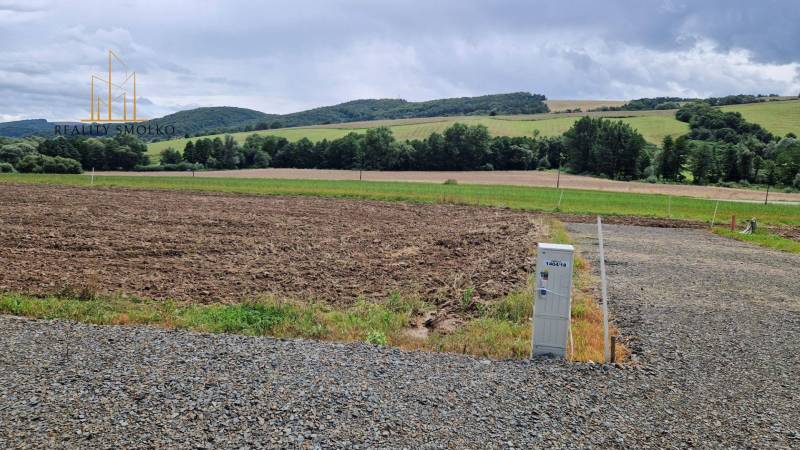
{"left": 590, "top": 94, "right": 785, "bottom": 112}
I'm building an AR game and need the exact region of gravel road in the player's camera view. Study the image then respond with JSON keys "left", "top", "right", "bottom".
{"left": 1, "top": 224, "right": 799, "bottom": 448}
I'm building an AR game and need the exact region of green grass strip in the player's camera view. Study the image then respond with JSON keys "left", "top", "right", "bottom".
{"left": 2, "top": 173, "right": 799, "bottom": 226}
{"left": 712, "top": 228, "right": 800, "bottom": 254}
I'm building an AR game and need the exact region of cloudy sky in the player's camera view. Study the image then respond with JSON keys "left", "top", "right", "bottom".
{"left": 1, "top": 0, "right": 799, "bottom": 122}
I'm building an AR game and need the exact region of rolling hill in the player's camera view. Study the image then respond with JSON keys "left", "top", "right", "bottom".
{"left": 0, "top": 92, "right": 549, "bottom": 139}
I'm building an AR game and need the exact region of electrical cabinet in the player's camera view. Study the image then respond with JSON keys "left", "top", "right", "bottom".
{"left": 532, "top": 243, "right": 574, "bottom": 358}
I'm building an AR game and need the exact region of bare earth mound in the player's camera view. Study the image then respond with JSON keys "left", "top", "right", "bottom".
{"left": 0, "top": 184, "right": 540, "bottom": 305}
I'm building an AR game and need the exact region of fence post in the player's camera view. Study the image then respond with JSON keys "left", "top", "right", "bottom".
{"left": 597, "top": 216, "right": 610, "bottom": 363}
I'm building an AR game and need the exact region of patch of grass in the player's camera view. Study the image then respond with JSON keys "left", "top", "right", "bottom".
{"left": 3, "top": 173, "right": 798, "bottom": 226}
{"left": 365, "top": 330, "right": 388, "bottom": 346}
{"left": 0, "top": 293, "right": 419, "bottom": 345}
{"left": 427, "top": 318, "right": 531, "bottom": 360}
{"left": 712, "top": 227, "right": 800, "bottom": 254}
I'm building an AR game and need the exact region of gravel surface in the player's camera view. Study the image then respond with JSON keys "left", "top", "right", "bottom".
{"left": 1, "top": 224, "right": 799, "bottom": 448}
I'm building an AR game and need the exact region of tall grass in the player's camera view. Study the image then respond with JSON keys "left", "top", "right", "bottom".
{"left": 2, "top": 173, "right": 797, "bottom": 226}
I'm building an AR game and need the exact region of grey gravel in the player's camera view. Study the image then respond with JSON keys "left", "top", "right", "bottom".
{"left": 1, "top": 224, "right": 799, "bottom": 449}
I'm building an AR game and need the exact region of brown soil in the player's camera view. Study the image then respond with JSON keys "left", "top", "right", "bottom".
{"left": 0, "top": 184, "right": 543, "bottom": 306}
{"left": 95, "top": 168, "right": 800, "bottom": 202}
{"left": 766, "top": 224, "right": 800, "bottom": 241}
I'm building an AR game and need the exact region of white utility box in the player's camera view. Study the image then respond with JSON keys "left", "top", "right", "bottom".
{"left": 531, "top": 242, "right": 574, "bottom": 358}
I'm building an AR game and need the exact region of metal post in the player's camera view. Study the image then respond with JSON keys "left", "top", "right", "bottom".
{"left": 731, "top": 214, "right": 736, "bottom": 231}
{"left": 597, "top": 216, "right": 610, "bottom": 363}
{"left": 765, "top": 185, "right": 770, "bottom": 205}
{"left": 610, "top": 335, "right": 617, "bottom": 363}
{"left": 556, "top": 162, "right": 561, "bottom": 189}
{"left": 557, "top": 190, "right": 563, "bottom": 210}
{"left": 710, "top": 200, "right": 719, "bottom": 228}
{"left": 91, "top": 167, "right": 95, "bottom": 186}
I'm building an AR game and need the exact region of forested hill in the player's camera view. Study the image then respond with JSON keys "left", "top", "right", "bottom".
{"left": 278, "top": 92, "right": 549, "bottom": 126}
{"left": 144, "top": 107, "right": 276, "bottom": 137}
{"left": 0, "top": 92, "right": 548, "bottom": 138}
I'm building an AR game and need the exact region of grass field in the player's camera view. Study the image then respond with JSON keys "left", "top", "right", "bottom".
{"left": 3, "top": 173, "right": 798, "bottom": 226}
{"left": 544, "top": 99, "right": 626, "bottom": 112}
{"left": 147, "top": 113, "right": 688, "bottom": 163}
{"left": 721, "top": 99, "right": 800, "bottom": 137}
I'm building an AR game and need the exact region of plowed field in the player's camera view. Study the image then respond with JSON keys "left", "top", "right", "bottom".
{"left": 0, "top": 184, "right": 542, "bottom": 306}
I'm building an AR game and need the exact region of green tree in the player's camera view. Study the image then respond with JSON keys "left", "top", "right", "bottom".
{"left": 689, "top": 142, "right": 714, "bottom": 184}
{"left": 183, "top": 141, "right": 196, "bottom": 163}
{"left": 160, "top": 147, "right": 183, "bottom": 165}
{"left": 563, "top": 116, "right": 598, "bottom": 173}
{"left": 362, "top": 127, "right": 395, "bottom": 170}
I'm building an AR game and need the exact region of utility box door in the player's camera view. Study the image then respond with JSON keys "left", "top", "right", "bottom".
{"left": 532, "top": 243, "right": 574, "bottom": 358}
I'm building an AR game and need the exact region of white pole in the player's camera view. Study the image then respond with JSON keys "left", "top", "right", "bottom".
{"left": 91, "top": 167, "right": 95, "bottom": 186}
{"left": 668, "top": 196, "right": 672, "bottom": 218}
{"left": 710, "top": 200, "right": 719, "bottom": 228}
{"left": 597, "top": 216, "right": 610, "bottom": 363}
{"left": 557, "top": 190, "right": 564, "bottom": 210}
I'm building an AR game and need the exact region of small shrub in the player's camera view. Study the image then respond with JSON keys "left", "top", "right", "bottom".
{"left": 0, "top": 162, "right": 14, "bottom": 173}
{"left": 443, "top": 179, "right": 458, "bottom": 185}
{"left": 645, "top": 175, "right": 658, "bottom": 184}
{"left": 17, "top": 154, "right": 82, "bottom": 174}
{"left": 460, "top": 287, "right": 474, "bottom": 311}
{"left": 365, "top": 330, "right": 388, "bottom": 345}
{"left": 43, "top": 156, "right": 82, "bottom": 174}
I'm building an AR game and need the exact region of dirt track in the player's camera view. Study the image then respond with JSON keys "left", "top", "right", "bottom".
{"left": 0, "top": 184, "right": 541, "bottom": 306}
{"left": 93, "top": 168, "right": 800, "bottom": 202}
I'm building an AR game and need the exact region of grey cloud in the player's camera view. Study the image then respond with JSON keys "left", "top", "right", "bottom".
{"left": 1, "top": 0, "right": 799, "bottom": 121}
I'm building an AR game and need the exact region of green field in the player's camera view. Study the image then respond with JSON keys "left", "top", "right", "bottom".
{"left": 2, "top": 173, "right": 798, "bottom": 226}
{"left": 147, "top": 113, "right": 688, "bottom": 163}
{"left": 721, "top": 99, "right": 800, "bottom": 138}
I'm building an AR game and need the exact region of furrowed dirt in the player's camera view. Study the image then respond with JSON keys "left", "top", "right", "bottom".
{"left": 0, "top": 184, "right": 542, "bottom": 308}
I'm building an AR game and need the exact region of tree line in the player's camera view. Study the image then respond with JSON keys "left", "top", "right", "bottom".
{"left": 0, "top": 134, "right": 150, "bottom": 174}
{"left": 158, "top": 118, "right": 649, "bottom": 179}
{"left": 591, "top": 94, "right": 786, "bottom": 112}
{"left": 162, "top": 124, "right": 566, "bottom": 172}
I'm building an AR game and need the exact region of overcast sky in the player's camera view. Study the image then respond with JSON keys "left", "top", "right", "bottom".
{"left": 1, "top": 0, "right": 799, "bottom": 121}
